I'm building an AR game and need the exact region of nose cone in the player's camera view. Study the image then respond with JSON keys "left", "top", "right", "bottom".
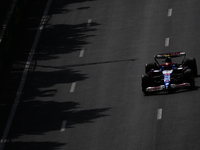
{"left": 162, "top": 70, "right": 173, "bottom": 89}
{"left": 165, "top": 81, "right": 170, "bottom": 89}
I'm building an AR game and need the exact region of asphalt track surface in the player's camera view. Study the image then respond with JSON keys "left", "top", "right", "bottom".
{"left": 2, "top": 0, "right": 200, "bottom": 149}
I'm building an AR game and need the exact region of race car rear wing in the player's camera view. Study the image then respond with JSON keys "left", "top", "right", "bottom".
{"left": 155, "top": 52, "right": 186, "bottom": 59}
{"left": 154, "top": 52, "right": 186, "bottom": 65}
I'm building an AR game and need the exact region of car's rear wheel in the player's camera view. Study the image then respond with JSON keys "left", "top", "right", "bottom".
{"left": 145, "top": 62, "right": 158, "bottom": 73}
{"left": 183, "top": 58, "right": 197, "bottom": 76}
{"left": 142, "top": 74, "right": 151, "bottom": 93}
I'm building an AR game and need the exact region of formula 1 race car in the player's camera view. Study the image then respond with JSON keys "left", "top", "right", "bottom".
{"left": 141, "top": 52, "right": 197, "bottom": 94}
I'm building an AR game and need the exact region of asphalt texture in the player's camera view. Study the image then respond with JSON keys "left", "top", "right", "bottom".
{"left": 1, "top": 0, "right": 200, "bottom": 150}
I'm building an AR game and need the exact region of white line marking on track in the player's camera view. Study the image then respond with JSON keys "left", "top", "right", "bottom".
{"left": 70, "top": 82, "right": 76, "bottom": 93}
{"left": 79, "top": 48, "right": 85, "bottom": 57}
{"left": 157, "top": 108, "right": 163, "bottom": 120}
{"left": 60, "top": 120, "right": 67, "bottom": 132}
{"left": 87, "top": 19, "right": 92, "bottom": 27}
{"left": 165, "top": 38, "right": 170, "bottom": 47}
{"left": 168, "top": 8, "right": 173, "bottom": 17}
{"left": 0, "top": 0, "right": 53, "bottom": 150}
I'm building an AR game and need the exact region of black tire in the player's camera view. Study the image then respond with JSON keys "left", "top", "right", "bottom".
{"left": 183, "top": 69, "right": 195, "bottom": 87}
{"left": 145, "top": 62, "right": 158, "bottom": 73}
{"left": 183, "top": 58, "right": 198, "bottom": 76}
{"left": 142, "top": 74, "right": 151, "bottom": 93}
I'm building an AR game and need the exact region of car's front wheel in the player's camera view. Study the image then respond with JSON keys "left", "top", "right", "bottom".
{"left": 183, "top": 58, "right": 197, "bottom": 77}
{"left": 141, "top": 74, "right": 151, "bottom": 93}
{"left": 183, "top": 69, "right": 195, "bottom": 87}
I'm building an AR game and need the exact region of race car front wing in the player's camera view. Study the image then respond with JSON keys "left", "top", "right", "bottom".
{"left": 145, "top": 83, "right": 191, "bottom": 92}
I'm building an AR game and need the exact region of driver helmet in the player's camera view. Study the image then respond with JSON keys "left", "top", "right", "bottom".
{"left": 165, "top": 57, "right": 172, "bottom": 63}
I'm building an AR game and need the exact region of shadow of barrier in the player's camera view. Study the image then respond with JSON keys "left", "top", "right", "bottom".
{"left": 0, "top": 0, "right": 28, "bottom": 76}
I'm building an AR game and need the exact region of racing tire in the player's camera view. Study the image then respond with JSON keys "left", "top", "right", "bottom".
{"left": 141, "top": 74, "right": 151, "bottom": 93}
{"left": 183, "top": 58, "right": 198, "bottom": 77}
{"left": 183, "top": 69, "right": 195, "bottom": 87}
{"left": 145, "top": 62, "right": 158, "bottom": 74}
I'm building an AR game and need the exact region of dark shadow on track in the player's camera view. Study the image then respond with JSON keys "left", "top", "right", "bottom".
{"left": 1, "top": 0, "right": 104, "bottom": 149}
{"left": 77, "top": 6, "right": 90, "bottom": 10}
{"left": 38, "top": 22, "right": 100, "bottom": 61}
{"left": 8, "top": 101, "right": 110, "bottom": 138}
{"left": 22, "top": 68, "right": 88, "bottom": 100}
{"left": 50, "top": 0, "right": 96, "bottom": 14}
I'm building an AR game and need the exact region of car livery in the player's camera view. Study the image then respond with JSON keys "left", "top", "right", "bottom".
{"left": 141, "top": 52, "right": 197, "bottom": 94}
